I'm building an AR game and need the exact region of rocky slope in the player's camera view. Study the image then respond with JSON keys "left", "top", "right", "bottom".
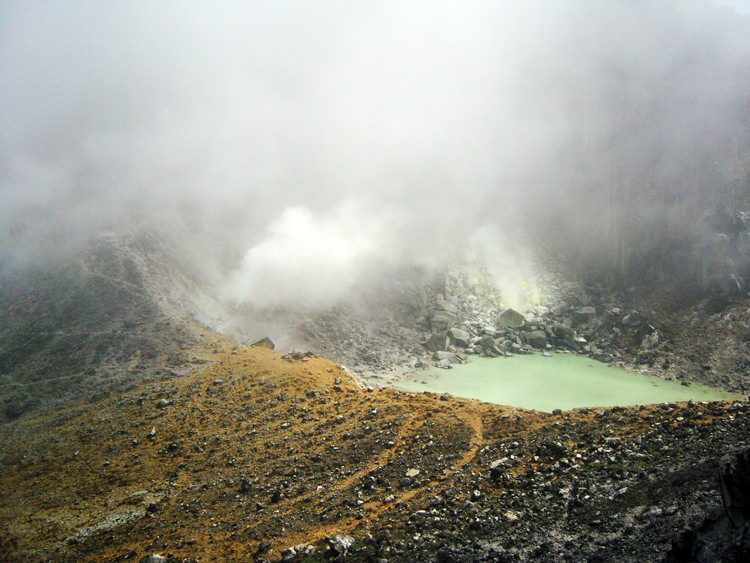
{"left": 3, "top": 231, "right": 750, "bottom": 562}
{"left": 286, "top": 269, "right": 750, "bottom": 396}
{"left": 0, "top": 232, "right": 222, "bottom": 421}
{"left": 1, "top": 342, "right": 749, "bottom": 562}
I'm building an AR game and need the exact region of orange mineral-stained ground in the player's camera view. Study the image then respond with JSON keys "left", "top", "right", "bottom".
{"left": 0, "top": 343, "right": 509, "bottom": 561}
{"left": 1, "top": 341, "right": 744, "bottom": 562}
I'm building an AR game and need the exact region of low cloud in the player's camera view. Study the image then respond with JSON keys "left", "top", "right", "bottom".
{"left": 222, "top": 202, "right": 396, "bottom": 309}
{"left": 1, "top": 1, "right": 749, "bottom": 303}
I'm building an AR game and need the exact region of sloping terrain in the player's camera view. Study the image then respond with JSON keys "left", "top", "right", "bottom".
{"left": 1, "top": 342, "right": 748, "bottom": 562}
{"left": 2, "top": 232, "right": 750, "bottom": 562}
{"left": 0, "top": 232, "right": 221, "bottom": 421}
{"left": 640, "top": 288, "right": 750, "bottom": 393}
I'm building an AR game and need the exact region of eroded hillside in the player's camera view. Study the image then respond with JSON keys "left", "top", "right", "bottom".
{"left": 0, "top": 232, "right": 221, "bottom": 421}
{"left": 2, "top": 342, "right": 749, "bottom": 562}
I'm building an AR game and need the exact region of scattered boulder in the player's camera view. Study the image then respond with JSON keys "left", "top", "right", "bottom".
{"left": 479, "top": 334, "right": 503, "bottom": 356}
{"left": 140, "top": 556, "right": 166, "bottom": 563}
{"left": 496, "top": 308, "right": 526, "bottom": 329}
{"left": 621, "top": 311, "right": 642, "bottom": 328}
{"left": 251, "top": 337, "right": 275, "bottom": 350}
{"left": 448, "top": 327, "right": 471, "bottom": 348}
{"left": 537, "top": 439, "right": 566, "bottom": 460}
{"left": 433, "top": 351, "right": 457, "bottom": 362}
{"left": 573, "top": 306, "right": 596, "bottom": 322}
{"left": 720, "top": 446, "right": 750, "bottom": 526}
{"left": 282, "top": 544, "right": 315, "bottom": 560}
{"left": 282, "top": 351, "right": 314, "bottom": 361}
{"left": 526, "top": 330, "right": 548, "bottom": 349}
{"left": 667, "top": 446, "right": 750, "bottom": 563}
{"left": 489, "top": 458, "right": 513, "bottom": 482}
{"left": 552, "top": 323, "right": 573, "bottom": 339}
{"left": 325, "top": 533, "right": 355, "bottom": 557}
{"left": 256, "top": 540, "right": 273, "bottom": 554}
{"left": 431, "top": 311, "right": 456, "bottom": 332}
{"left": 423, "top": 332, "right": 449, "bottom": 353}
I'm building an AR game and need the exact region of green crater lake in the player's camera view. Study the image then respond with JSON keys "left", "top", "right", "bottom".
{"left": 396, "top": 354, "right": 743, "bottom": 412}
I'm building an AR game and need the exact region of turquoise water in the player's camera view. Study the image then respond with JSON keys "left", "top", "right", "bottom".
{"left": 396, "top": 354, "right": 742, "bottom": 412}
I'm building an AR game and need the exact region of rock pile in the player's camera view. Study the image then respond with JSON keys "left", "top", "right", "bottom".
{"left": 418, "top": 280, "right": 658, "bottom": 370}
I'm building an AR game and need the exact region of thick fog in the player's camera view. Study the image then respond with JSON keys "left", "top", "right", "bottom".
{"left": 2, "top": 1, "right": 749, "bottom": 308}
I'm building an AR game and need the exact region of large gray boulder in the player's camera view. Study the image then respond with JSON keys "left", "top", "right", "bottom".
{"left": 621, "top": 310, "right": 643, "bottom": 327}
{"left": 325, "top": 533, "right": 355, "bottom": 557}
{"left": 720, "top": 446, "right": 750, "bottom": 526}
{"left": 526, "top": 330, "right": 548, "bottom": 349}
{"left": 552, "top": 323, "right": 573, "bottom": 338}
{"left": 423, "top": 331, "right": 449, "bottom": 352}
{"left": 496, "top": 308, "right": 526, "bottom": 329}
{"left": 430, "top": 310, "right": 456, "bottom": 331}
{"left": 251, "top": 336, "right": 275, "bottom": 349}
{"left": 448, "top": 327, "right": 471, "bottom": 347}
{"left": 433, "top": 350, "right": 463, "bottom": 364}
{"left": 573, "top": 306, "right": 596, "bottom": 322}
{"left": 479, "top": 334, "right": 501, "bottom": 356}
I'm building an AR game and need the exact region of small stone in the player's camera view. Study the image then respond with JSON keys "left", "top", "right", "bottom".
{"left": 405, "top": 468, "right": 420, "bottom": 478}
{"left": 574, "top": 306, "right": 596, "bottom": 322}
{"left": 325, "top": 533, "right": 354, "bottom": 557}
{"left": 505, "top": 510, "right": 520, "bottom": 522}
{"left": 622, "top": 310, "right": 643, "bottom": 327}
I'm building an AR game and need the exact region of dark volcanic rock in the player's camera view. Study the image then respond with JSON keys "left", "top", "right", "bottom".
{"left": 424, "top": 332, "right": 449, "bottom": 353}
{"left": 496, "top": 308, "right": 526, "bottom": 329}
{"left": 621, "top": 310, "right": 643, "bottom": 327}
{"left": 573, "top": 306, "right": 596, "bottom": 322}
{"left": 720, "top": 447, "right": 750, "bottom": 524}
{"left": 525, "top": 330, "right": 548, "bottom": 349}
{"left": 448, "top": 328, "right": 471, "bottom": 348}
{"left": 251, "top": 337, "right": 275, "bottom": 350}
{"left": 666, "top": 446, "right": 750, "bottom": 563}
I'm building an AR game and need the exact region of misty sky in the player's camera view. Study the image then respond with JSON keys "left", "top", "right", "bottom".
{"left": 2, "top": 1, "right": 749, "bottom": 308}
{"left": 717, "top": 0, "right": 750, "bottom": 13}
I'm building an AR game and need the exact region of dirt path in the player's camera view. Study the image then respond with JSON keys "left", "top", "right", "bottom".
{"left": 275, "top": 403, "right": 487, "bottom": 556}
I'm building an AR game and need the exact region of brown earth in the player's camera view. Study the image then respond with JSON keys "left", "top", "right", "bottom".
{"left": 1, "top": 339, "right": 748, "bottom": 562}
